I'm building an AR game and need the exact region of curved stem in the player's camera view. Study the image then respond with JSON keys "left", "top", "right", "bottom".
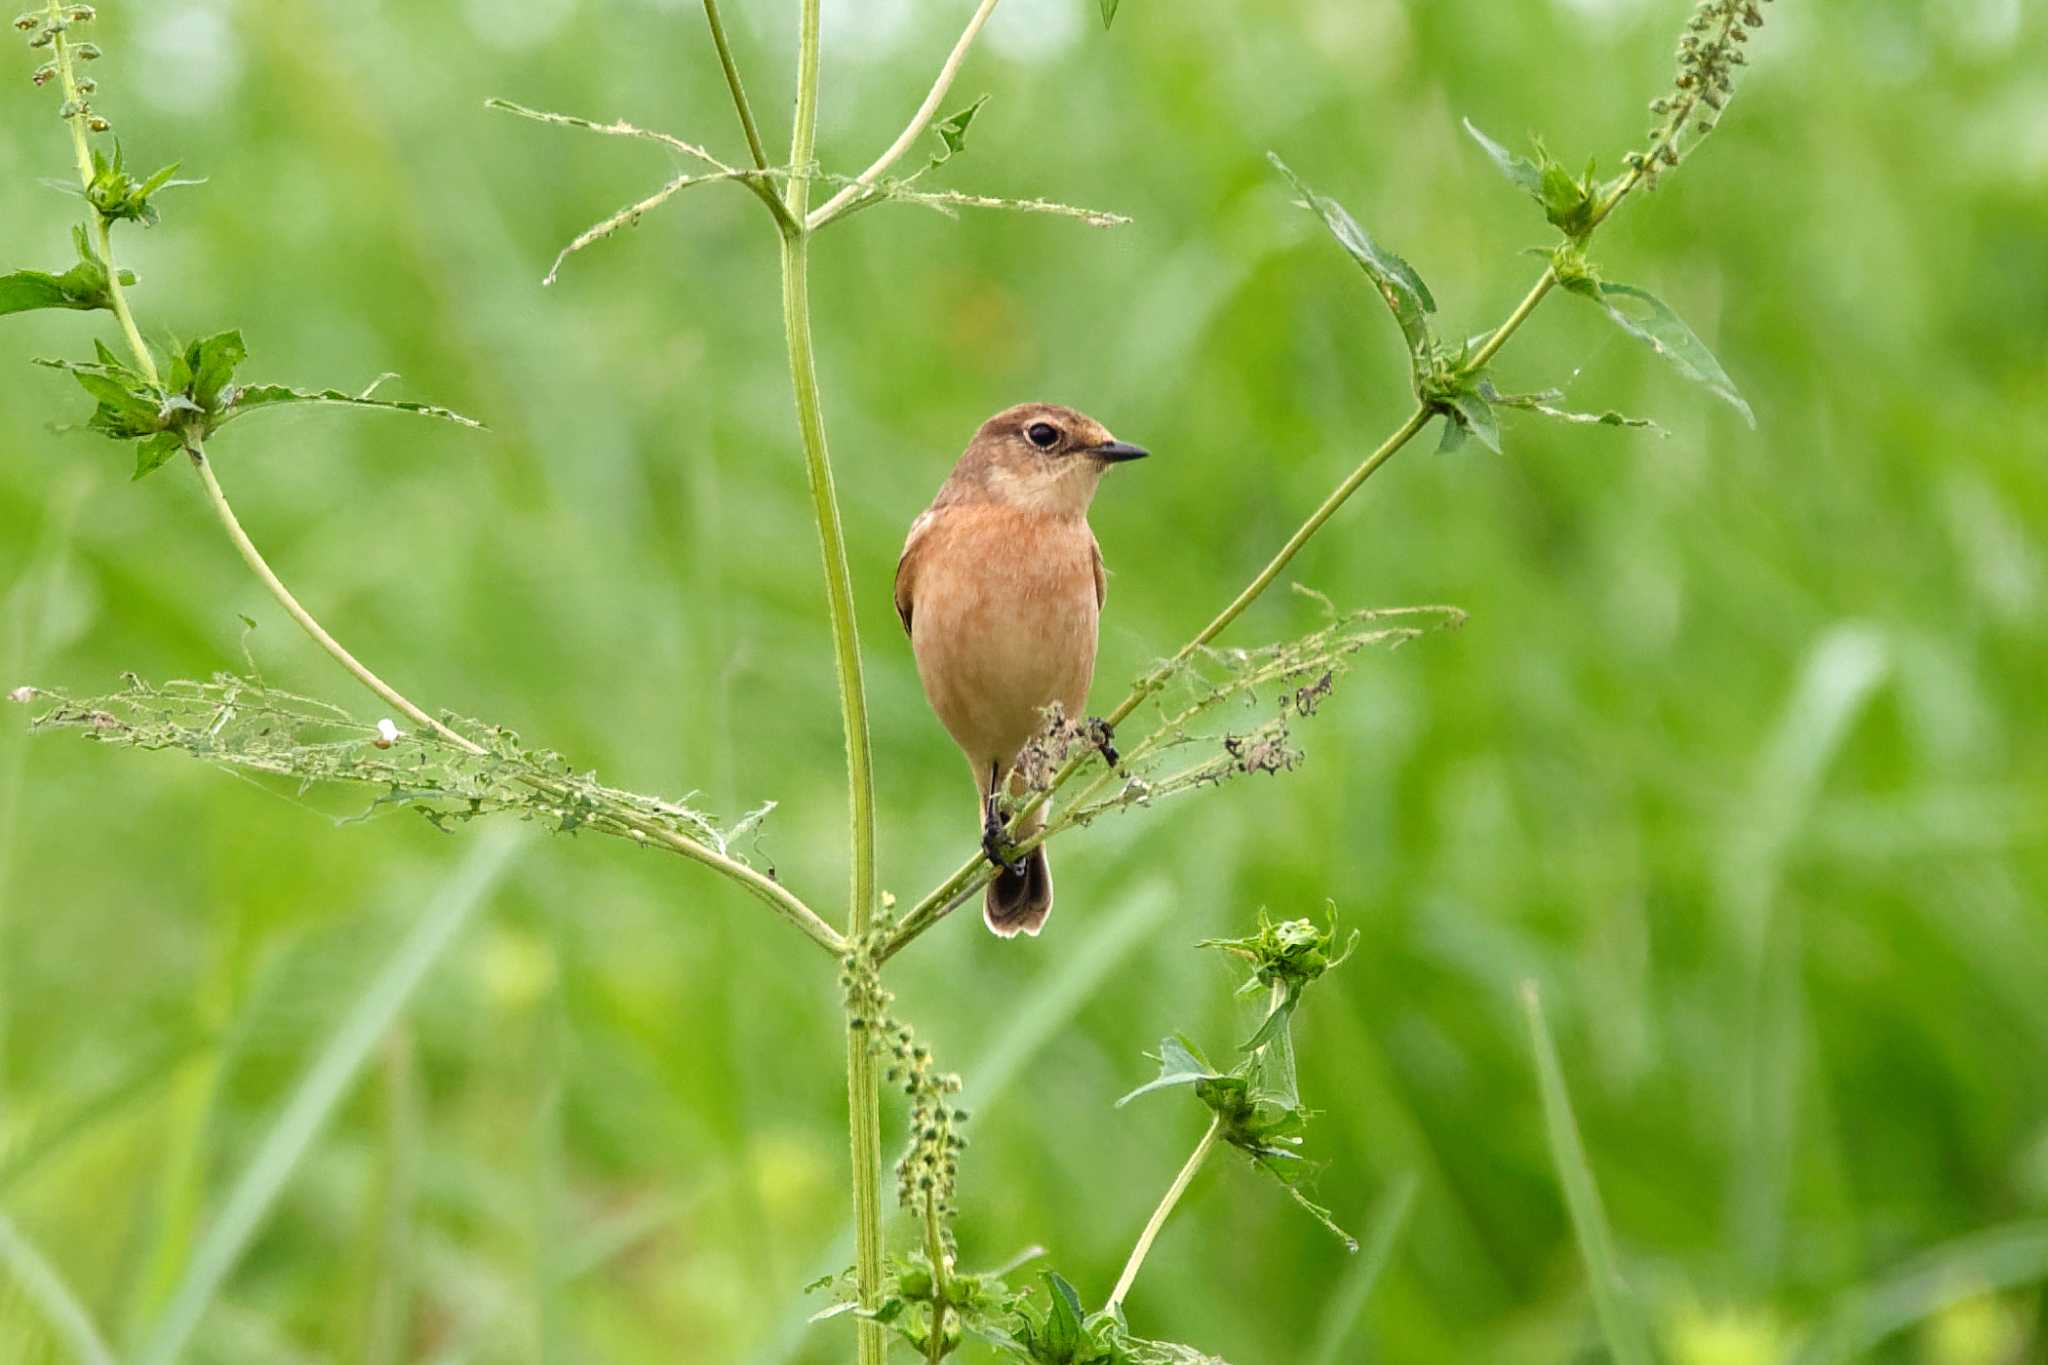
{"left": 1107, "top": 1116, "right": 1220, "bottom": 1317}
{"left": 700, "top": 0, "right": 769, "bottom": 171}
{"left": 806, "top": 0, "right": 1003, "bottom": 232}
{"left": 784, "top": 1, "right": 886, "bottom": 1359}
{"left": 193, "top": 443, "right": 844, "bottom": 950}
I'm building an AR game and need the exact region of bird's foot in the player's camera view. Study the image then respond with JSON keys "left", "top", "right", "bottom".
{"left": 1086, "top": 716, "right": 1120, "bottom": 770}
{"left": 982, "top": 803, "right": 1023, "bottom": 875}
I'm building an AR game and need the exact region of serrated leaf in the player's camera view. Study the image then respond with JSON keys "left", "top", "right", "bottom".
{"left": 1116, "top": 1034, "right": 1219, "bottom": 1108}
{"left": 1589, "top": 282, "right": 1753, "bottom": 426}
{"left": 1462, "top": 118, "right": 1544, "bottom": 199}
{"left": 1268, "top": 153, "right": 1436, "bottom": 368}
{"left": 220, "top": 383, "right": 484, "bottom": 431}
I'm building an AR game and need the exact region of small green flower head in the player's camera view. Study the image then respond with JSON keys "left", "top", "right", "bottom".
{"left": 1197, "top": 906, "right": 1358, "bottom": 993}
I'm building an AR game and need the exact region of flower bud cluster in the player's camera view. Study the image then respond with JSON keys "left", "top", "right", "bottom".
{"left": 1626, "top": 0, "right": 1770, "bottom": 187}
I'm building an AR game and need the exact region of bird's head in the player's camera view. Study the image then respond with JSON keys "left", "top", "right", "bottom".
{"left": 955, "top": 402, "right": 1148, "bottom": 517}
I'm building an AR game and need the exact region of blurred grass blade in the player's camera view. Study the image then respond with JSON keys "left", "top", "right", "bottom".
{"left": 132, "top": 834, "right": 520, "bottom": 1365}
{"left": 1303, "top": 1173, "right": 1418, "bottom": 1365}
{"left": 0, "top": 1208, "right": 116, "bottom": 1365}
{"left": 1792, "top": 1221, "right": 2048, "bottom": 1365}
{"left": 1522, "top": 982, "right": 1654, "bottom": 1365}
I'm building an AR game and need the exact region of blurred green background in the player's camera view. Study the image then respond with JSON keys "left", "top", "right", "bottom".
{"left": 3, "top": 0, "right": 2046, "bottom": 1361}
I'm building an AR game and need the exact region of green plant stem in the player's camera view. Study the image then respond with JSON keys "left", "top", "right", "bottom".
{"left": 188, "top": 443, "right": 845, "bottom": 953}
{"left": 922, "top": 1196, "right": 950, "bottom": 1365}
{"left": 783, "top": 1, "right": 886, "bottom": 1359}
{"left": 882, "top": 121, "right": 1680, "bottom": 963}
{"left": 46, "top": 8, "right": 153, "bottom": 382}
{"left": 806, "top": 0, "right": 1004, "bottom": 231}
{"left": 1107, "top": 1115, "right": 1220, "bottom": 1316}
{"left": 700, "top": 0, "right": 769, "bottom": 171}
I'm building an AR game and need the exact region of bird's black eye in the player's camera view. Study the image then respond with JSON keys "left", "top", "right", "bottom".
{"left": 1025, "top": 421, "right": 1061, "bottom": 450}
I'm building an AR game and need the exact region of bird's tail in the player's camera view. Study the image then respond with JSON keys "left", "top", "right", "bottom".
{"left": 984, "top": 843, "right": 1053, "bottom": 938}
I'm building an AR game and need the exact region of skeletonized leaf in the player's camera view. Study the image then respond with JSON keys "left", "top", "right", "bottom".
{"left": 222, "top": 383, "right": 484, "bottom": 430}
{"left": 1269, "top": 153, "right": 1436, "bottom": 365}
{"left": 1589, "top": 281, "right": 1753, "bottom": 426}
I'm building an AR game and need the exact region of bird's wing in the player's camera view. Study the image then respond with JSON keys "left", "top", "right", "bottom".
{"left": 1091, "top": 534, "right": 1107, "bottom": 611}
{"left": 894, "top": 509, "right": 937, "bottom": 636}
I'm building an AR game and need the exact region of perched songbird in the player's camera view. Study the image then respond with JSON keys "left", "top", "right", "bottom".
{"left": 894, "top": 402, "right": 1148, "bottom": 938}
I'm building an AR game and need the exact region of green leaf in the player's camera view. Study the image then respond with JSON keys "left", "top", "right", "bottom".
{"left": 1268, "top": 153, "right": 1437, "bottom": 367}
{"left": 1115, "top": 1034, "right": 1220, "bottom": 1108}
{"left": 220, "top": 381, "right": 485, "bottom": 431}
{"left": 1099, "top": 0, "right": 1121, "bottom": 27}
{"left": 923, "top": 94, "right": 989, "bottom": 175}
{"left": 1045, "top": 1271, "right": 1085, "bottom": 1359}
{"left": 1447, "top": 390, "right": 1501, "bottom": 454}
{"left": 1587, "top": 281, "right": 1754, "bottom": 426}
{"left": 1461, "top": 118, "right": 1544, "bottom": 199}
{"left": 132, "top": 431, "right": 184, "bottom": 481}
{"left": 185, "top": 329, "right": 247, "bottom": 411}
{"left": 84, "top": 142, "right": 203, "bottom": 228}
{"left": 0, "top": 226, "right": 135, "bottom": 317}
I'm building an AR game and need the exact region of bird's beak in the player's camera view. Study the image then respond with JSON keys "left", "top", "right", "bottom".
{"left": 1086, "top": 440, "right": 1150, "bottom": 463}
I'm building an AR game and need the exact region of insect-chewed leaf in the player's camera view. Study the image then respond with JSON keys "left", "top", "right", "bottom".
{"left": 1585, "top": 281, "right": 1754, "bottom": 426}
{"left": 221, "top": 382, "right": 485, "bottom": 431}
{"left": 1483, "top": 382, "right": 1667, "bottom": 437}
{"left": 1268, "top": 153, "right": 1437, "bottom": 367}
{"left": 921, "top": 94, "right": 989, "bottom": 176}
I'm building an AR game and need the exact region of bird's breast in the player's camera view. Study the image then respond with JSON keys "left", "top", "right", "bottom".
{"left": 909, "top": 506, "right": 1102, "bottom": 771}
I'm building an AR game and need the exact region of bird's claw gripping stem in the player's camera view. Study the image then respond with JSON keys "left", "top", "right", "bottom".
{"left": 981, "top": 797, "right": 1024, "bottom": 875}
{"left": 1087, "top": 716, "right": 1119, "bottom": 769}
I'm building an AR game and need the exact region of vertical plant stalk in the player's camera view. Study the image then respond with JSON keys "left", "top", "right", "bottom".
{"left": 922, "top": 1196, "right": 950, "bottom": 1364}
{"left": 781, "top": 1, "right": 885, "bottom": 1359}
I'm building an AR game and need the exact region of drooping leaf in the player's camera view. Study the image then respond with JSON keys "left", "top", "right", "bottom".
{"left": 1447, "top": 390, "right": 1501, "bottom": 454}
{"left": 1268, "top": 153, "right": 1437, "bottom": 368}
{"left": 1586, "top": 281, "right": 1754, "bottom": 425}
{"left": 1115, "top": 1033, "right": 1219, "bottom": 1108}
{"left": 1099, "top": 0, "right": 1121, "bottom": 27}
{"left": 220, "top": 382, "right": 484, "bottom": 430}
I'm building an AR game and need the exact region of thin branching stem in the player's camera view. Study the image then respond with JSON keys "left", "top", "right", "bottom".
{"left": 192, "top": 442, "right": 845, "bottom": 951}
{"left": 40, "top": 23, "right": 843, "bottom": 954}
{"left": 881, "top": 85, "right": 1696, "bottom": 960}
{"left": 783, "top": 0, "right": 887, "bottom": 1356}
{"left": 806, "top": 0, "right": 1004, "bottom": 232}
{"left": 700, "top": 0, "right": 770, "bottom": 171}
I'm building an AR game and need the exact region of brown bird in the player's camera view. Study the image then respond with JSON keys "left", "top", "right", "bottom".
{"left": 894, "top": 402, "right": 1148, "bottom": 937}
